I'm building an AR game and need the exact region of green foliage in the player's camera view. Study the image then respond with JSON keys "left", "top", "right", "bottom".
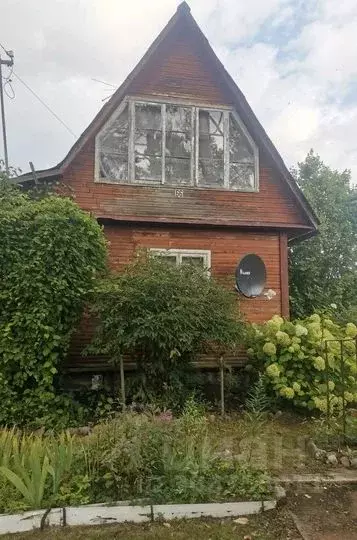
{"left": 0, "top": 430, "right": 73, "bottom": 510}
{"left": 290, "top": 150, "right": 357, "bottom": 318}
{"left": 88, "top": 254, "right": 244, "bottom": 409}
{"left": 246, "top": 314, "right": 357, "bottom": 413}
{"left": 77, "top": 406, "right": 270, "bottom": 504}
{"left": 0, "top": 405, "right": 271, "bottom": 511}
{"left": 245, "top": 375, "right": 273, "bottom": 415}
{"left": 0, "top": 180, "right": 107, "bottom": 426}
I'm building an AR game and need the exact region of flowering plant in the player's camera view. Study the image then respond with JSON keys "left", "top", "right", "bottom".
{"left": 246, "top": 314, "right": 357, "bottom": 413}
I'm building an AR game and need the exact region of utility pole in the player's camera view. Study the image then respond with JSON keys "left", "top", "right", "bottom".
{"left": 0, "top": 48, "right": 14, "bottom": 176}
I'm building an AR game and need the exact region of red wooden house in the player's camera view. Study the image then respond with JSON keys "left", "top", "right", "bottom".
{"left": 18, "top": 3, "right": 318, "bottom": 373}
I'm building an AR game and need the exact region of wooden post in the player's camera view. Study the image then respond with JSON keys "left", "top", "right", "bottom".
{"left": 220, "top": 357, "right": 225, "bottom": 417}
{"left": 120, "top": 357, "right": 126, "bottom": 412}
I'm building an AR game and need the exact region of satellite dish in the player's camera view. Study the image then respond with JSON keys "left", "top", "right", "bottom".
{"left": 235, "top": 254, "right": 267, "bottom": 298}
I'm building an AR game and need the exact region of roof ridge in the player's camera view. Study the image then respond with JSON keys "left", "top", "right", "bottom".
{"left": 177, "top": 1, "right": 191, "bottom": 14}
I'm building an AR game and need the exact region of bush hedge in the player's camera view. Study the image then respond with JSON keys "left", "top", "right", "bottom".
{"left": 0, "top": 183, "right": 107, "bottom": 427}
{"left": 246, "top": 314, "right": 357, "bottom": 413}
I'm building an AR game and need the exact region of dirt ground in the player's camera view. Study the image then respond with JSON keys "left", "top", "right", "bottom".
{"left": 286, "top": 483, "right": 357, "bottom": 540}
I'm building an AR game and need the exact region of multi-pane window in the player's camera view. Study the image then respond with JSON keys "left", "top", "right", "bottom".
{"left": 134, "top": 103, "right": 162, "bottom": 182}
{"left": 97, "top": 99, "right": 258, "bottom": 191}
{"left": 98, "top": 104, "right": 129, "bottom": 180}
{"left": 198, "top": 110, "right": 224, "bottom": 188}
{"left": 150, "top": 249, "right": 211, "bottom": 270}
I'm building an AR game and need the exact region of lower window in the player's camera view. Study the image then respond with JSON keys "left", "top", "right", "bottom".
{"left": 150, "top": 249, "right": 211, "bottom": 270}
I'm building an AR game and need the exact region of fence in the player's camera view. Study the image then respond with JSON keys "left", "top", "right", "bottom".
{"left": 324, "top": 337, "right": 357, "bottom": 442}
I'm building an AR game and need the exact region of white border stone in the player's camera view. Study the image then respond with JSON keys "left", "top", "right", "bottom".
{"left": 0, "top": 498, "right": 278, "bottom": 534}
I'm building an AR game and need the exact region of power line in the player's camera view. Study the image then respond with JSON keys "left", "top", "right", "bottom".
{"left": 0, "top": 40, "right": 77, "bottom": 139}
{"left": 91, "top": 78, "right": 116, "bottom": 88}
{"left": 12, "top": 72, "right": 77, "bottom": 138}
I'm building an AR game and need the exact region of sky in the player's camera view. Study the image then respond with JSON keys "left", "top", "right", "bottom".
{"left": 0, "top": 0, "right": 357, "bottom": 184}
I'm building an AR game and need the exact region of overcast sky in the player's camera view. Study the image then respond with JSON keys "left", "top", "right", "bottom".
{"left": 1, "top": 0, "right": 357, "bottom": 183}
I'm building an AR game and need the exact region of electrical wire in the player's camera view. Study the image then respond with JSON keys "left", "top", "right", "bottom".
{"left": 12, "top": 72, "right": 77, "bottom": 138}
{"left": 0, "top": 42, "right": 15, "bottom": 99}
{"left": 1, "top": 40, "right": 77, "bottom": 138}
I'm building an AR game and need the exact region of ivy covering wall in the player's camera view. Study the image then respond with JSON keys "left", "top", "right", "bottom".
{"left": 0, "top": 180, "right": 107, "bottom": 426}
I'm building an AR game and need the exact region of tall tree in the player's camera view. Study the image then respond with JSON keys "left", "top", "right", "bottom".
{"left": 289, "top": 150, "right": 357, "bottom": 319}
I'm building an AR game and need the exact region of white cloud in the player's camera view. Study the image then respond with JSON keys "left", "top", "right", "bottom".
{"left": 0, "top": 0, "right": 356, "bottom": 185}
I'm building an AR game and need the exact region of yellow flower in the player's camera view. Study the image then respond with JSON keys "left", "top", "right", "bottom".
{"left": 295, "top": 324, "right": 308, "bottom": 337}
{"left": 263, "top": 342, "right": 277, "bottom": 356}
{"left": 266, "top": 315, "right": 284, "bottom": 332}
{"left": 313, "top": 356, "right": 325, "bottom": 371}
{"left": 280, "top": 386, "right": 295, "bottom": 399}
{"left": 313, "top": 397, "right": 328, "bottom": 413}
{"left": 309, "top": 314, "right": 321, "bottom": 324}
{"left": 346, "top": 323, "right": 357, "bottom": 338}
{"left": 276, "top": 331, "right": 291, "bottom": 346}
{"left": 266, "top": 363, "right": 280, "bottom": 378}
{"left": 344, "top": 392, "right": 355, "bottom": 403}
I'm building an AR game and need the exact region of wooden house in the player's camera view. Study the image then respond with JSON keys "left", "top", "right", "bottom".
{"left": 18, "top": 2, "right": 318, "bottom": 375}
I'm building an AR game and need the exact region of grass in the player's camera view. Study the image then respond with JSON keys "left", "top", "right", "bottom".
{"left": 1, "top": 509, "right": 301, "bottom": 539}
{"left": 209, "top": 411, "right": 320, "bottom": 474}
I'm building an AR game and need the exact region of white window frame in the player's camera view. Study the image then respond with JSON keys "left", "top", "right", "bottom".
{"left": 95, "top": 96, "right": 259, "bottom": 192}
{"left": 150, "top": 248, "right": 211, "bottom": 271}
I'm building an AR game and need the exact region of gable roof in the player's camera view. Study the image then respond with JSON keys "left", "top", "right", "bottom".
{"left": 16, "top": 1, "right": 319, "bottom": 233}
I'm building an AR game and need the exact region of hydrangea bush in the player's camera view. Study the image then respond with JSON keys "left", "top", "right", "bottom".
{"left": 246, "top": 314, "right": 357, "bottom": 413}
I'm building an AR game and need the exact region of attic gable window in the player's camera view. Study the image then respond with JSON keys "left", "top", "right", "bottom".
{"left": 96, "top": 99, "right": 258, "bottom": 191}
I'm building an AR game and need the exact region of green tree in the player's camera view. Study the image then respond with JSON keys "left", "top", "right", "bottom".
{"left": 289, "top": 150, "right": 357, "bottom": 319}
{"left": 88, "top": 254, "right": 244, "bottom": 409}
{"left": 0, "top": 176, "right": 107, "bottom": 427}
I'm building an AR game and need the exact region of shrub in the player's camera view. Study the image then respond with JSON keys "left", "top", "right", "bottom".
{"left": 0, "top": 404, "right": 271, "bottom": 510}
{"left": 246, "top": 314, "right": 357, "bottom": 413}
{"left": 0, "top": 182, "right": 107, "bottom": 426}
{"left": 88, "top": 254, "right": 244, "bottom": 410}
{"left": 77, "top": 404, "right": 271, "bottom": 504}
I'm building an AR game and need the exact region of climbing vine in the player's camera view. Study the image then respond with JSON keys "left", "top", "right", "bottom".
{"left": 0, "top": 180, "right": 107, "bottom": 426}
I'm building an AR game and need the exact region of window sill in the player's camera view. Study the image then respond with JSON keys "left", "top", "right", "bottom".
{"left": 94, "top": 177, "right": 259, "bottom": 193}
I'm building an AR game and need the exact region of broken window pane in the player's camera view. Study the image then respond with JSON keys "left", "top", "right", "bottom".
{"left": 229, "top": 115, "right": 254, "bottom": 163}
{"left": 198, "top": 159, "right": 224, "bottom": 187}
{"left": 165, "top": 157, "right": 191, "bottom": 185}
{"left": 198, "top": 110, "right": 224, "bottom": 187}
{"left": 229, "top": 114, "right": 255, "bottom": 189}
{"left": 165, "top": 105, "right": 192, "bottom": 184}
{"left": 166, "top": 105, "right": 191, "bottom": 132}
{"left": 230, "top": 163, "right": 255, "bottom": 190}
{"left": 135, "top": 130, "right": 162, "bottom": 156}
{"left": 99, "top": 105, "right": 129, "bottom": 181}
{"left": 135, "top": 103, "right": 162, "bottom": 130}
{"left": 165, "top": 132, "right": 191, "bottom": 159}
{"left": 135, "top": 156, "right": 162, "bottom": 181}
{"left": 199, "top": 110, "right": 224, "bottom": 136}
{"left": 134, "top": 103, "right": 162, "bottom": 182}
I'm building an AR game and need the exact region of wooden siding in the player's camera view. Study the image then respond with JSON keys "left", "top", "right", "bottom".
{"left": 64, "top": 138, "right": 307, "bottom": 232}
{"left": 129, "top": 17, "right": 232, "bottom": 105}
{"left": 104, "top": 224, "right": 282, "bottom": 321}
{"left": 67, "top": 224, "right": 284, "bottom": 370}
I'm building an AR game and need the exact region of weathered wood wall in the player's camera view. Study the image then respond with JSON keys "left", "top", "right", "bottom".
{"left": 66, "top": 224, "right": 287, "bottom": 371}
